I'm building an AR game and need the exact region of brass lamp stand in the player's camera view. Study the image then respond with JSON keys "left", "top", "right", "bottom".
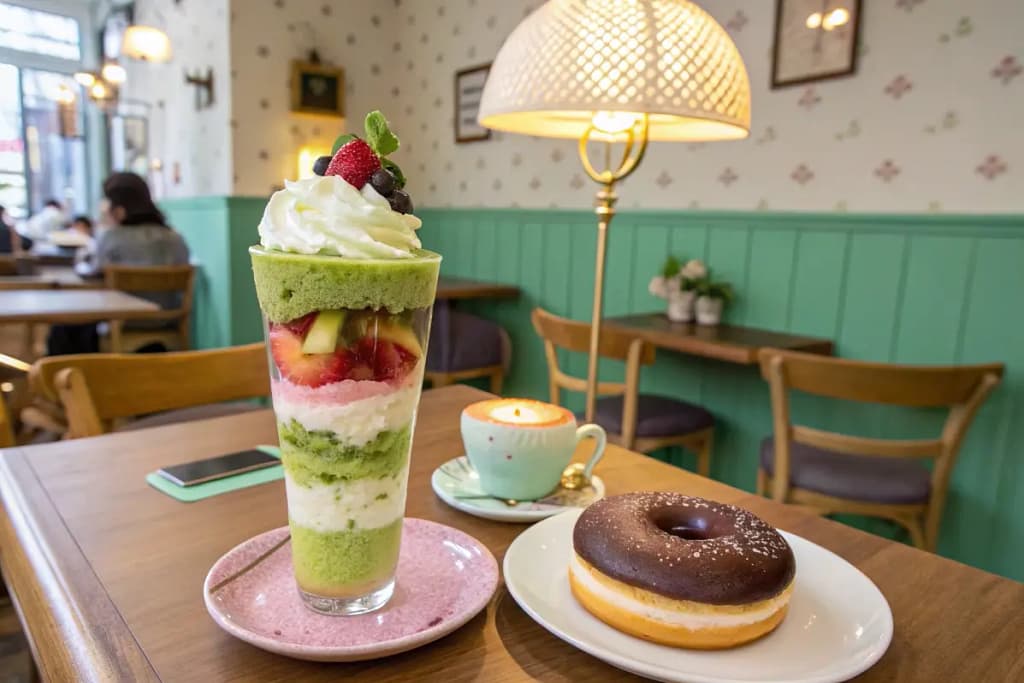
{"left": 578, "top": 115, "right": 650, "bottom": 422}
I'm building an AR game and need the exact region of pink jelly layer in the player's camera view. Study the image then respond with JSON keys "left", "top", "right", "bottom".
{"left": 271, "top": 376, "right": 416, "bottom": 407}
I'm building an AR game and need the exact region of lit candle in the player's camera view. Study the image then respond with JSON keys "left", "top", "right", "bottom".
{"left": 464, "top": 398, "right": 572, "bottom": 428}
{"left": 460, "top": 398, "right": 606, "bottom": 501}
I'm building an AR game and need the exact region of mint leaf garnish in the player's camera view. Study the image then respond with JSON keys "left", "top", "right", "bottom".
{"left": 381, "top": 158, "right": 406, "bottom": 189}
{"left": 364, "top": 111, "right": 399, "bottom": 157}
{"left": 331, "top": 133, "right": 356, "bottom": 154}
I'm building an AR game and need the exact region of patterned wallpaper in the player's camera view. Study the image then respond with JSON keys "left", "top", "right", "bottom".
{"left": 121, "top": 0, "right": 232, "bottom": 198}
{"left": 382, "top": 0, "right": 1022, "bottom": 213}
{"left": 125, "top": 0, "right": 1022, "bottom": 212}
{"left": 228, "top": 0, "right": 395, "bottom": 196}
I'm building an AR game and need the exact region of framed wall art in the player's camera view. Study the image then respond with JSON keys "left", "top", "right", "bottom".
{"left": 290, "top": 60, "right": 344, "bottom": 117}
{"left": 772, "top": 0, "right": 862, "bottom": 88}
{"left": 455, "top": 63, "right": 491, "bottom": 143}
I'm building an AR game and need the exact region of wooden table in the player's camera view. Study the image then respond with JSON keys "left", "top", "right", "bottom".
{"left": 0, "top": 266, "right": 93, "bottom": 291}
{"left": 604, "top": 313, "right": 834, "bottom": 364}
{"left": 0, "top": 290, "right": 159, "bottom": 324}
{"left": 0, "top": 385, "right": 1021, "bottom": 682}
{"left": 437, "top": 276, "right": 520, "bottom": 301}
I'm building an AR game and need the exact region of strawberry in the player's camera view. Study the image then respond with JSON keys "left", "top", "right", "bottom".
{"left": 280, "top": 312, "right": 317, "bottom": 338}
{"left": 325, "top": 139, "right": 381, "bottom": 189}
{"left": 269, "top": 326, "right": 351, "bottom": 387}
{"left": 355, "top": 337, "right": 418, "bottom": 383}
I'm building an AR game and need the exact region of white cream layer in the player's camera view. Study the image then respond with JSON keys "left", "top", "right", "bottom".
{"left": 569, "top": 553, "right": 791, "bottom": 629}
{"left": 273, "top": 383, "right": 420, "bottom": 447}
{"left": 285, "top": 466, "right": 408, "bottom": 533}
{"left": 259, "top": 176, "right": 422, "bottom": 258}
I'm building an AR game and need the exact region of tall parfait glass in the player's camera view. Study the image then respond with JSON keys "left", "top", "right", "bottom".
{"left": 250, "top": 111, "right": 439, "bottom": 615}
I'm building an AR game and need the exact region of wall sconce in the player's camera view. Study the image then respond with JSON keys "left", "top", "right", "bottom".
{"left": 101, "top": 61, "right": 127, "bottom": 85}
{"left": 184, "top": 68, "right": 214, "bottom": 110}
{"left": 122, "top": 25, "right": 172, "bottom": 63}
{"left": 74, "top": 70, "right": 119, "bottom": 108}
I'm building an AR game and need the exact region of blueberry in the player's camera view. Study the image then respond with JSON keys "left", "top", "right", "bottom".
{"left": 312, "top": 156, "right": 332, "bottom": 176}
{"left": 388, "top": 189, "right": 413, "bottom": 214}
{"left": 370, "top": 168, "right": 396, "bottom": 196}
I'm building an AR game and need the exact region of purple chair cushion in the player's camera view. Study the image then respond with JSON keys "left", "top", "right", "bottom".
{"left": 579, "top": 394, "right": 714, "bottom": 438}
{"left": 759, "top": 436, "right": 932, "bottom": 504}
{"left": 119, "top": 401, "right": 263, "bottom": 432}
{"left": 427, "top": 308, "right": 505, "bottom": 373}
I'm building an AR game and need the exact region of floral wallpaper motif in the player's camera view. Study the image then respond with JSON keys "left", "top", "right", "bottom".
{"left": 121, "top": 0, "right": 232, "bottom": 198}
{"left": 127, "top": 0, "right": 1022, "bottom": 212}
{"left": 228, "top": 0, "right": 398, "bottom": 196}
{"left": 380, "top": 0, "right": 1022, "bottom": 213}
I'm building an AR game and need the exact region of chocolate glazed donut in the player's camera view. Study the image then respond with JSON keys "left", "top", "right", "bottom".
{"left": 573, "top": 492, "right": 795, "bottom": 604}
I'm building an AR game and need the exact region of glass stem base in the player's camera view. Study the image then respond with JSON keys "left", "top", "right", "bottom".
{"left": 298, "top": 579, "right": 395, "bottom": 616}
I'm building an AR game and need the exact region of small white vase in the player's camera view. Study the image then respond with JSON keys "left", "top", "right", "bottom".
{"left": 696, "top": 296, "right": 724, "bottom": 325}
{"left": 666, "top": 290, "right": 696, "bottom": 322}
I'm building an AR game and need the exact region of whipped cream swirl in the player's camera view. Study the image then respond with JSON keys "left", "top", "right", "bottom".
{"left": 258, "top": 176, "right": 422, "bottom": 259}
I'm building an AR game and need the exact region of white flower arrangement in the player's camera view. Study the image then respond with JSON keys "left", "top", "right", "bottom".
{"left": 648, "top": 256, "right": 708, "bottom": 300}
{"left": 679, "top": 259, "right": 707, "bottom": 281}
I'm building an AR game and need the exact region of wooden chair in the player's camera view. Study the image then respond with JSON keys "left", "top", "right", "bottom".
{"left": 104, "top": 265, "right": 195, "bottom": 353}
{"left": 757, "top": 348, "right": 1003, "bottom": 552}
{"left": 425, "top": 307, "right": 509, "bottom": 395}
{"left": 0, "top": 353, "right": 31, "bottom": 445}
{"left": 30, "top": 344, "right": 270, "bottom": 439}
{"left": 0, "top": 396, "right": 13, "bottom": 447}
{"left": 0, "top": 255, "right": 17, "bottom": 276}
{"left": 532, "top": 307, "right": 714, "bottom": 476}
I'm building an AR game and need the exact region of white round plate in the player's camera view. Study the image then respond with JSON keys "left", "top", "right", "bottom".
{"left": 431, "top": 456, "right": 605, "bottom": 523}
{"left": 504, "top": 509, "right": 893, "bottom": 683}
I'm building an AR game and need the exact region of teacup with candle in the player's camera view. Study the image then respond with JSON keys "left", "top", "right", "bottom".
{"left": 460, "top": 398, "right": 607, "bottom": 501}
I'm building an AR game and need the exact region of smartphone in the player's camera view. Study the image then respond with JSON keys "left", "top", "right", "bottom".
{"left": 156, "top": 449, "right": 279, "bottom": 487}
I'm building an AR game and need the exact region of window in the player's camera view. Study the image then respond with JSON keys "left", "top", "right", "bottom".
{"left": 0, "top": 2, "right": 81, "bottom": 61}
{"left": 0, "top": 63, "right": 27, "bottom": 218}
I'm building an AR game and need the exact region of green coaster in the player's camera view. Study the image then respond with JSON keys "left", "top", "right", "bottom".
{"left": 145, "top": 445, "right": 283, "bottom": 503}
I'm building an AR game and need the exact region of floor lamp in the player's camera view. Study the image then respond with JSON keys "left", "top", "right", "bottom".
{"left": 479, "top": 0, "right": 752, "bottom": 422}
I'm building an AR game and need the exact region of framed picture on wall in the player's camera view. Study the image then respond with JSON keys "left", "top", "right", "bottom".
{"left": 454, "top": 63, "right": 491, "bottom": 143}
{"left": 290, "top": 61, "right": 344, "bottom": 117}
{"left": 771, "top": 0, "right": 862, "bottom": 88}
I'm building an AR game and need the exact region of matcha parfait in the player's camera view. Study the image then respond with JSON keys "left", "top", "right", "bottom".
{"left": 252, "top": 112, "right": 439, "bottom": 615}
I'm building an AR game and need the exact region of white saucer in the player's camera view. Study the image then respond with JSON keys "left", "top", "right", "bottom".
{"left": 504, "top": 509, "right": 893, "bottom": 683}
{"left": 431, "top": 456, "right": 605, "bottom": 523}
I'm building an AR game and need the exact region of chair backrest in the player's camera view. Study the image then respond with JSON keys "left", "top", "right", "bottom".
{"left": 104, "top": 264, "right": 195, "bottom": 314}
{"left": 0, "top": 397, "right": 13, "bottom": 447}
{"left": 531, "top": 306, "right": 654, "bottom": 403}
{"left": 0, "top": 255, "right": 16, "bottom": 276}
{"left": 0, "top": 279, "right": 58, "bottom": 290}
{"left": 758, "top": 348, "right": 1003, "bottom": 501}
{"left": 30, "top": 343, "right": 270, "bottom": 438}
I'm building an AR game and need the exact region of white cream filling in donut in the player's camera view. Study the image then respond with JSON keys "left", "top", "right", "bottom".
{"left": 570, "top": 553, "right": 791, "bottom": 629}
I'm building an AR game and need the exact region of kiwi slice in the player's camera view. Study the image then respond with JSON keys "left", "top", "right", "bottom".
{"left": 301, "top": 310, "right": 347, "bottom": 354}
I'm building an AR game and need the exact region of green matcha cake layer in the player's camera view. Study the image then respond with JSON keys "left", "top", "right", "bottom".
{"left": 251, "top": 246, "right": 441, "bottom": 322}
{"left": 278, "top": 420, "right": 411, "bottom": 486}
{"left": 290, "top": 519, "right": 402, "bottom": 597}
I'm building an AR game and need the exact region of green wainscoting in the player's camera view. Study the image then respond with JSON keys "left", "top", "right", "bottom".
{"left": 417, "top": 208, "right": 1024, "bottom": 581}
{"left": 162, "top": 196, "right": 266, "bottom": 349}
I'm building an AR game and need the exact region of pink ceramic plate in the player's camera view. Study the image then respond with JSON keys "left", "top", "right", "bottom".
{"left": 203, "top": 519, "right": 498, "bottom": 662}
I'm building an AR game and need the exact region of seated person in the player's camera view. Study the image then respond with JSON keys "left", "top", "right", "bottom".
{"left": 19, "top": 198, "right": 66, "bottom": 243}
{"left": 69, "top": 214, "right": 96, "bottom": 268}
{"left": 50, "top": 174, "right": 190, "bottom": 355}
{"left": 0, "top": 204, "right": 27, "bottom": 254}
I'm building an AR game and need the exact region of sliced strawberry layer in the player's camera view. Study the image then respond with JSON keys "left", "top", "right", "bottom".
{"left": 268, "top": 314, "right": 423, "bottom": 388}
{"left": 269, "top": 325, "right": 351, "bottom": 387}
{"left": 355, "top": 338, "right": 419, "bottom": 383}
{"left": 281, "top": 312, "right": 318, "bottom": 338}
